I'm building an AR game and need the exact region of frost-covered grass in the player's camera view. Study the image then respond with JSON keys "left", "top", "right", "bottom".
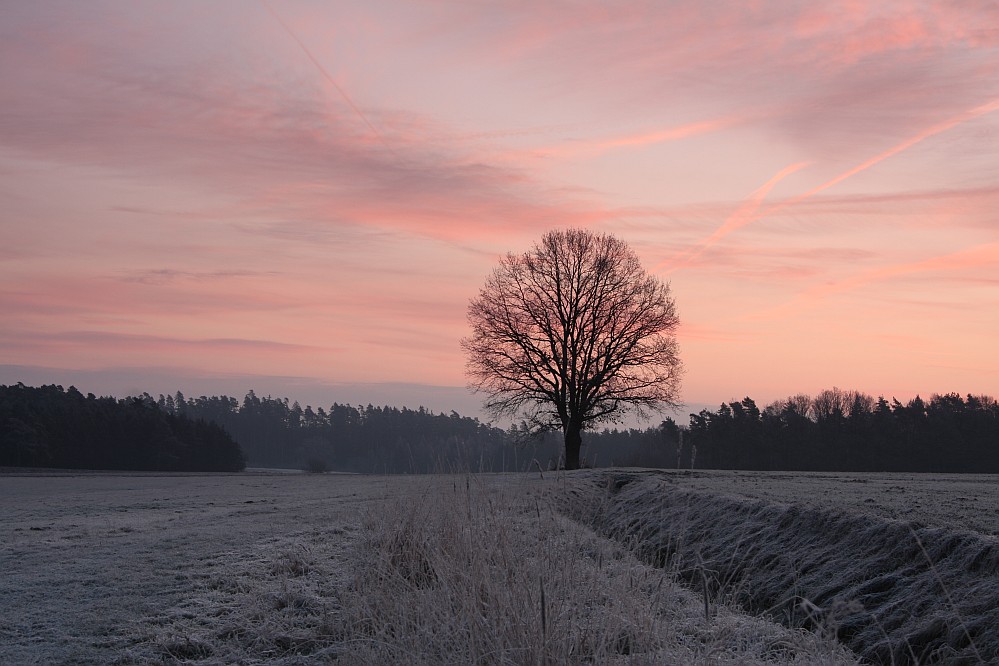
{"left": 563, "top": 470, "right": 999, "bottom": 664}
{"left": 614, "top": 469, "right": 999, "bottom": 536}
{"left": 2, "top": 470, "right": 860, "bottom": 664}
{"left": 8, "top": 469, "right": 996, "bottom": 664}
{"left": 0, "top": 471, "right": 384, "bottom": 664}
{"left": 338, "top": 474, "right": 854, "bottom": 664}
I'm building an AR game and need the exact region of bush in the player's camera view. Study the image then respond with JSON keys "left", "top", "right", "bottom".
{"left": 303, "top": 458, "right": 329, "bottom": 473}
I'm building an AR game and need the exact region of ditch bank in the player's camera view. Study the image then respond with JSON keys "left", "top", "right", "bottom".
{"left": 559, "top": 470, "right": 999, "bottom": 665}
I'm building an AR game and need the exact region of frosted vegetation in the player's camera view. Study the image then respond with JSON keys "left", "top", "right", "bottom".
{"left": 562, "top": 471, "right": 999, "bottom": 664}
{"left": 3, "top": 471, "right": 852, "bottom": 664}
{"left": 3, "top": 469, "right": 995, "bottom": 663}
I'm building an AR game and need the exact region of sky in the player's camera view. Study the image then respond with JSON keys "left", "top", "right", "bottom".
{"left": 1, "top": 1, "right": 997, "bottom": 425}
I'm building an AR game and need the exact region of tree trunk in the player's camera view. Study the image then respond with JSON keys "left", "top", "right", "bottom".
{"left": 563, "top": 422, "right": 582, "bottom": 470}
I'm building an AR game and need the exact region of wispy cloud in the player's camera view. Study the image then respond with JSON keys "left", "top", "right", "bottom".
{"left": 8, "top": 330, "right": 319, "bottom": 352}
{"left": 0, "top": 4, "right": 605, "bottom": 246}
{"left": 261, "top": 0, "right": 393, "bottom": 151}
{"left": 118, "top": 269, "right": 280, "bottom": 285}
{"left": 787, "top": 97, "right": 999, "bottom": 199}
{"left": 661, "top": 161, "right": 812, "bottom": 271}
{"left": 512, "top": 115, "right": 744, "bottom": 162}
{"left": 661, "top": 97, "right": 999, "bottom": 272}
{"left": 766, "top": 241, "right": 999, "bottom": 317}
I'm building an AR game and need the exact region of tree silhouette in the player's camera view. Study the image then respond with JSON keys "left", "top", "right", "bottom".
{"left": 0, "top": 384, "right": 244, "bottom": 471}
{"left": 462, "top": 228, "right": 682, "bottom": 469}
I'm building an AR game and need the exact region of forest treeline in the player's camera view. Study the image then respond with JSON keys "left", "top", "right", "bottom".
{"left": 3, "top": 384, "right": 997, "bottom": 473}
{"left": 0, "top": 383, "right": 674, "bottom": 473}
{"left": 171, "top": 390, "right": 512, "bottom": 473}
{"left": 687, "top": 388, "right": 999, "bottom": 472}
{"left": 0, "top": 384, "right": 245, "bottom": 471}
{"left": 163, "top": 390, "right": 682, "bottom": 472}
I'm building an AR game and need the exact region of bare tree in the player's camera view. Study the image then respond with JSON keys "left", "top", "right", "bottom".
{"left": 462, "top": 228, "right": 682, "bottom": 469}
{"left": 813, "top": 387, "right": 848, "bottom": 421}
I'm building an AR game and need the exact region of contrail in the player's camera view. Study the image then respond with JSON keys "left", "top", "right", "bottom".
{"left": 762, "top": 241, "right": 999, "bottom": 319}
{"left": 659, "top": 160, "right": 811, "bottom": 271}
{"left": 661, "top": 97, "right": 999, "bottom": 272}
{"left": 262, "top": 0, "right": 390, "bottom": 149}
{"left": 768, "top": 97, "right": 999, "bottom": 215}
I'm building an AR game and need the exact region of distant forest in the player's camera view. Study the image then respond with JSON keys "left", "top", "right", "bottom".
{"left": 154, "top": 390, "right": 679, "bottom": 473}
{"left": 2, "top": 384, "right": 997, "bottom": 474}
{"left": 0, "top": 384, "right": 245, "bottom": 472}
{"left": 687, "top": 388, "right": 999, "bottom": 473}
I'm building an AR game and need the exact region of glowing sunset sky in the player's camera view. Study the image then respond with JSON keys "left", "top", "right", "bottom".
{"left": 2, "top": 1, "right": 997, "bottom": 421}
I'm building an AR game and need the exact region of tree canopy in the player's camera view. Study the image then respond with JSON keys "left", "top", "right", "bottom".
{"left": 687, "top": 389, "right": 999, "bottom": 472}
{"left": 462, "top": 228, "right": 682, "bottom": 469}
{"left": 0, "top": 383, "right": 245, "bottom": 472}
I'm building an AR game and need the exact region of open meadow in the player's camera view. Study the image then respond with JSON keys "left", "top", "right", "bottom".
{"left": 2, "top": 468, "right": 996, "bottom": 664}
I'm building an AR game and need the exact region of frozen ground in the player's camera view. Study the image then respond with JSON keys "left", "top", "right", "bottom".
{"left": 1, "top": 471, "right": 391, "bottom": 664}
{"left": 620, "top": 469, "right": 999, "bottom": 536}
{"left": 563, "top": 469, "right": 999, "bottom": 664}
{"left": 1, "top": 469, "right": 860, "bottom": 664}
{"left": 5, "top": 468, "right": 997, "bottom": 664}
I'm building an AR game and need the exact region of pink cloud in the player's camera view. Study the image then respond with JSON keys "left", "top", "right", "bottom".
{"left": 768, "top": 242, "right": 999, "bottom": 317}
{"left": 3, "top": 2, "right": 995, "bottom": 247}
{"left": 0, "top": 273, "right": 298, "bottom": 319}
{"left": 790, "top": 97, "right": 999, "bottom": 198}
{"left": 663, "top": 242, "right": 880, "bottom": 284}
{"left": 795, "top": 1, "right": 999, "bottom": 63}
{"left": 0, "top": 330, "right": 320, "bottom": 354}
{"left": 781, "top": 185, "right": 999, "bottom": 222}
{"left": 661, "top": 161, "right": 813, "bottom": 271}
{"left": 0, "top": 5, "right": 612, "bottom": 248}
{"left": 660, "top": 96, "right": 999, "bottom": 272}
{"left": 262, "top": 0, "right": 389, "bottom": 148}
{"left": 510, "top": 115, "right": 745, "bottom": 163}
{"left": 423, "top": 2, "right": 997, "bottom": 145}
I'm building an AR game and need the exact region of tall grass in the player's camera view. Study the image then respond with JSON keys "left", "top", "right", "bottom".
{"left": 567, "top": 471, "right": 999, "bottom": 665}
{"left": 108, "top": 474, "right": 857, "bottom": 663}
{"left": 337, "top": 475, "right": 856, "bottom": 664}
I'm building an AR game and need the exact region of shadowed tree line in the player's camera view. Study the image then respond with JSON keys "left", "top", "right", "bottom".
{"left": 167, "top": 390, "right": 519, "bottom": 473}
{"left": 0, "top": 384, "right": 245, "bottom": 472}
{"left": 160, "top": 390, "right": 685, "bottom": 472}
{"left": 5, "top": 384, "right": 996, "bottom": 474}
{"left": 515, "top": 419, "right": 683, "bottom": 470}
{"left": 687, "top": 388, "right": 999, "bottom": 472}
{"left": 0, "top": 383, "right": 678, "bottom": 473}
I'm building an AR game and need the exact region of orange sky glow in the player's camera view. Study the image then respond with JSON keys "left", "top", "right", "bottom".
{"left": 1, "top": 1, "right": 997, "bottom": 423}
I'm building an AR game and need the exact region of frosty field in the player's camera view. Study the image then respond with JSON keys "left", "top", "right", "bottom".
{"left": 1, "top": 468, "right": 996, "bottom": 664}
{"left": 1, "top": 471, "right": 388, "bottom": 664}
{"left": 629, "top": 469, "right": 999, "bottom": 535}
